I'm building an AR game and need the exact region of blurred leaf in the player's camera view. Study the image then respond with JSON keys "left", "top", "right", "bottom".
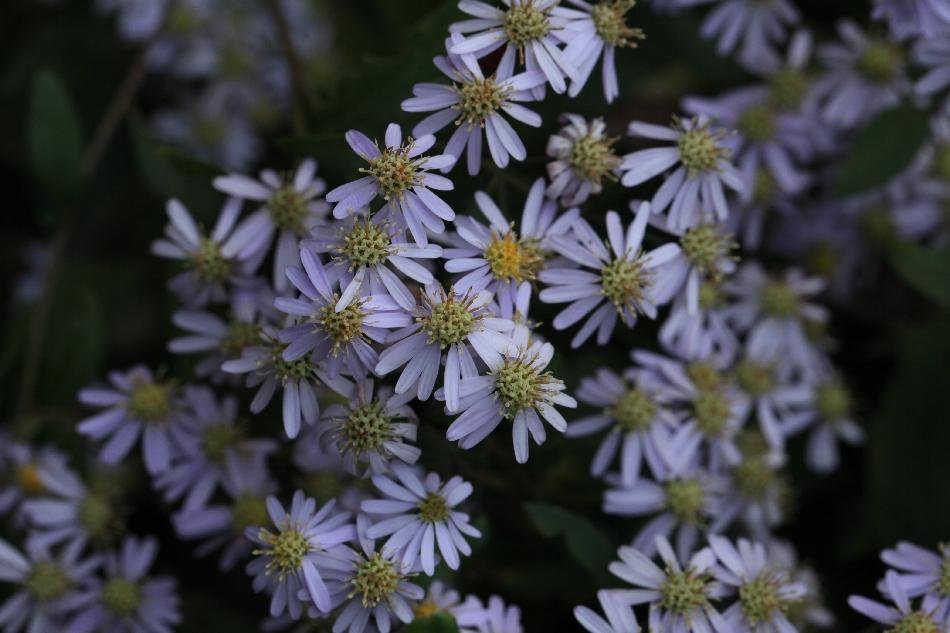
{"left": 28, "top": 69, "right": 84, "bottom": 209}
{"left": 402, "top": 612, "right": 460, "bottom": 633}
{"left": 889, "top": 242, "right": 950, "bottom": 311}
{"left": 155, "top": 145, "right": 223, "bottom": 179}
{"left": 129, "top": 117, "right": 185, "bottom": 198}
{"left": 835, "top": 104, "right": 929, "bottom": 197}
{"left": 525, "top": 502, "right": 614, "bottom": 585}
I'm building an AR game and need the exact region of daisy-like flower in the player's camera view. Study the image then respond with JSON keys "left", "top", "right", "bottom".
{"left": 246, "top": 491, "right": 356, "bottom": 618}
{"left": 325, "top": 123, "right": 456, "bottom": 247}
{"left": 608, "top": 535, "right": 728, "bottom": 633}
{"left": 275, "top": 248, "right": 413, "bottom": 379}
{"left": 710, "top": 535, "right": 809, "bottom": 633}
{"left": 781, "top": 377, "right": 863, "bottom": 474}
{"left": 445, "top": 340, "right": 576, "bottom": 463}
{"left": 873, "top": 0, "right": 950, "bottom": 40}
{"left": 696, "top": 0, "right": 800, "bottom": 72}
{"left": 362, "top": 464, "right": 480, "bottom": 576}
{"left": 459, "top": 595, "right": 524, "bottom": 633}
{"left": 445, "top": 178, "right": 577, "bottom": 313}
{"left": 546, "top": 114, "right": 622, "bottom": 205}
{"left": 402, "top": 33, "right": 546, "bottom": 175}
{"left": 77, "top": 366, "right": 186, "bottom": 476}
{"left": 448, "top": 0, "right": 579, "bottom": 95}
{"left": 376, "top": 284, "right": 515, "bottom": 410}
{"left": 317, "top": 377, "right": 421, "bottom": 475}
{"left": 712, "top": 430, "right": 789, "bottom": 538}
{"left": 539, "top": 204, "right": 680, "bottom": 348}
{"left": 0, "top": 443, "right": 69, "bottom": 521}
{"left": 0, "top": 538, "right": 99, "bottom": 633}
{"left": 565, "top": 366, "right": 680, "bottom": 486}
{"left": 306, "top": 213, "right": 442, "bottom": 311}
{"left": 555, "top": 0, "right": 644, "bottom": 102}
{"left": 575, "top": 589, "right": 640, "bottom": 633}
{"left": 151, "top": 196, "right": 268, "bottom": 307}
{"left": 813, "top": 20, "right": 907, "bottom": 130}
{"left": 620, "top": 116, "right": 744, "bottom": 230}
{"left": 213, "top": 158, "right": 330, "bottom": 291}
{"left": 63, "top": 536, "right": 180, "bottom": 633}
{"left": 881, "top": 542, "right": 950, "bottom": 624}
{"left": 411, "top": 582, "right": 489, "bottom": 631}
{"left": 658, "top": 279, "right": 741, "bottom": 368}
{"left": 769, "top": 540, "right": 835, "bottom": 630}
{"left": 850, "top": 570, "right": 946, "bottom": 633}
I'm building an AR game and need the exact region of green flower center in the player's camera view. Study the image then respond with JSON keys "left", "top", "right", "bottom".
{"left": 25, "top": 562, "right": 70, "bottom": 602}
{"left": 570, "top": 133, "right": 620, "bottom": 185}
{"left": 677, "top": 123, "right": 728, "bottom": 174}
{"left": 261, "top": 528, "right": 310, "bottom": 576}
{"left": 418, "top": 492, "right": 450, "bottom": 523}
{"left": 889, "top": 611, "right": 940, "bottom": 633}
{"left": 189, "top": 237, "right": 230, "bottom": 283}
{"left": 270, "top": 341, "right": 313, "bottom": 383}
{"left": 665, "top": 479, "right": 705, "bottom": 524}
{"left": 102, "top": 577, "right": 141, "bottom": 618}
{"left": 805, "top": 242, "right": 838, "bottom": 279}
{"left": 220, "top": 321, "right": 260, "bottom": 357}
{"left": 420, "top": 294, "right": 479, "bottom": 348}
{"left": 303, "top": 472, "right": 345, "bottom": 503}
{"left": 202, "top": 423, "right": 244, "bottom": 465}
{"left": 15, "top": 462, "right": 45, "bottom": 495}
{"left": 753, "top": 169, "right": 778, "bottom": 207}
{"left": 816, "top": 383, "right": 851, "bottom": 420}
{"left": 679, "top": 224, "right": 736, "bottom": 275}
{"left": 350, "top": 552, "right": 401, "bottom": 608}
{"left": 317, "top": 301, "right": 366, "bottom": 354}
{"left": 734, "top": 456, "right": 777, "bottom": 501}
{"left": 687, "top": 361, "right": 723, "bottom": 391}
{"left": 660, "top": 568, "right": 709, "bottom": 614}
{"left": 857, "top": 40, "right": 903, "bottom": 84}
{"left": 693, "top": 389, "right": 731, "bottom": 436}
{"left": 591, "top": 0, "right": 644, "bottom": 47}
{"left": 495, "top": 358, "right": 554, "bottom": 417}
{"left": 504, "top": 2, "right": 551, "bottom": 48}
{"left": 937, "top": 554, "right": 950, "bottom": 596}
{"left": 697, "top": 282, "right": 722, "bottom": 310}
{"left": 609, "top": 388, "right": 656, "bottom": 431}
{"left": 339, "top": 221, "right": 391, "bottom": 268}
{"left": 127, "top": 382, "right": 172, "bottom": 424}
{"left": 601, "top": 256, "right": 650, "bottom": 311}
{"left": 740, "top": 574, "right": 791, "bottom": 625}
{"left": 485, "top": 232, "right": 544, "bottom": 283}
{"left": 231, "top": 494, "right": 268, "bottom": 534}
{"left": 738, "top": 104, "right": 777, "bottom": 143}
{"left": 736, "top": 360, "right": 776, "bottom": 397}
{"left": 78, "top": 492, "right": 115, "bottom": 539}
{"left": 768, "top": 69, "right": 808, "bottom": 110}
{"left": 342, "top": 402, "right": 392, "bottom": 452}
{"left": 759, "top": 281, "right": 799, "bottom": 318}
{"left": 933, "top": 144, "right": 950, "bottom": 182}
{"left": 455, "top": 76, "right": 510, "bottom": 126}
{"left": 268, "top": 185, "right": 310, "bottom": 232}
{"left": 363, "top": 148, "right": 418, "bottom": 200}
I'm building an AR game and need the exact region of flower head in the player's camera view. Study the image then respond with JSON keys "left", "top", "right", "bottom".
{"left": 546, "top": 114, "right": 621, "bottom": 204}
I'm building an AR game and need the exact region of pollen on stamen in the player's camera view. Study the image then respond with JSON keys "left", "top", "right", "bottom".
{"left": 454, "top": 76, "right": 511, "bottom": 128}
{"left": 362, "top": 146, "right": 419, "bottom": 200}
{"left": 419, "top": 293, "right": 480, "bottom": 348}
{"left": 600, "top": 255, "right": 651, "bottom": 313}
{"left": 660, "top": 567, "right": 710, "bottom": 615}
{"left": 349, "top": 552, "right": 402, "bottom": 608}
{"left": 484, "top": 230, "right": 544, "bottom": 283}
{"left": 591, "top": 0, "right": 645, "bottom": 48}
{"left": 676, "top": 119, "right": 730, "bottom": 175}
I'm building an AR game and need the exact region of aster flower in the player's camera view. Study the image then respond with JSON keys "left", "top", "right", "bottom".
{"left": 77, "top": 366, "right": 186, "bottom": 475}
{"left": 0, "top": 443, "right": 69, "bottom": 521}
{"left": 916, "top": 37, "right": 950, "bottom": 100}
{"left": 658, "top": 280, "right": 741, "bottom": 368}
{"left": 696, "top": 0, "right": 800, "bottom": 72}
{"left": 375, "top": 284, "right": 515, "bottom": 411}
{"left": 361, "top": 463, "right": 480, "bottom": 576}
{"left": 246, "top": 491, "right": 356, "bottom": 618}
{"left": 448, "top": 0, "right": 579, "bottom": 95}
{"left": 608, "top": 536, "right": 728, "bottom": 633}
{"left": 545, "top": 114, "right": 622, "bottom": 205}
{"left": 63, "top": 536, "right": 180, "bottom": 633}
{"left": 401, "top": 33, "right": 546, "bottom": 175}
{"left": 712, "top": 430, "right": 789, "bottom": 537}
{"left": 305, "top": 213, "right": 442, "bottom": 311}
{"left": 316, "top": 377, "right": 421, "bottom": 476}
{"left": 538, "top": 204, "right": 680, "bottom": 348}
{"left": 555, "top": 0, "right": 644, "bottom": 102}
{"left": 151, "top": 196, "right": 268, "bottom": 306}
{"left": 781, "top": 377, "right": 863, "bottom": 474}
{"left": 95, "top": 0, "right": 168, "bottom": 41}
{"left": 213, "top": 158, "right": 331, "bottom": 291}
{"left": 444, "top": 178, "right": 577, "bottom": 313}
{"left": 274, "top": 247, "right": 413, "bottom": 379}
{"left": 465, "top": 595, "right": 524, "bottom": 633}
{"left": 769, "top": 540, "right": 835, "bottom": 630}
{"left": 565, "top": 366, "right": 680, "bottom": 486}
{"left": 880, "top": 542, "right": 950, "bottom": 624}
{"left": 444, "top": 339, "right": 576, "bottom": 463}
{"left": 873, "top": 0, "right": 950, "bottom": 40}
{"left": 574, "top": 589, "right": 640, "bottom": 633}
{"left": 620, "top": 116, "right": 744, "bottom": 230}
{"left": 0, "top": 538, "right": 99, "bottom": 633}
{"left": 411, "top": 581, "right": 489, "bottom": 631}
{"left": 849, "top": 570, "right": 946, "bottom": 633}
{"left": 325, "top": 123, "right": 456, "bottom": 247}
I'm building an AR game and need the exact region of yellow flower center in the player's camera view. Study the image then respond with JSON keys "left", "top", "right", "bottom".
{"left": 609, "top": 388, "right": 656, "bottom": 431}
{"left": 484, "top": 232, "right": 544, "bottom": 283}
{"left": 600, "top": 256, "right": 650, "bottom": 311}
{"left": 591, "top": 0, "right": 644, "bottom": 47}
{"left": 857, "top": 40, "right": 903, "bottom": 84}
{"left": 504, "top": 2, "right": 551, "bottom": 48}
{"left": 127, "top": 382, "right": 172, "bottom": 424}
{"left": 570, "top": 133, "right": 620, "bottom": 185}
{"left": 677, "top": 122, "right": 728, "bottom": 174}
{"left": 455, "top": 76, "right": 510, "bottom": 127}
{"left": 102, "top": 577, "right": 141, "bottom": 618}
{"left": 660, "top": 567, "right": 710, "bottom": 614}
{"left": 350, "top": 552, "right": 401, "bottom": 608}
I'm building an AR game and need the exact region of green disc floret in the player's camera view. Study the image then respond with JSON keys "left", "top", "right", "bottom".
{"left": 591, "top": 0, "right": 644, "bottom": 48}
{"left": 318, "top": 301, "right": 366, "bottom": 354}
{"left": 734, "top": 455, "right": 777, "bottom": 501}
{"left": 189, "top": 237, "right": 230, "bottom": 283}
{"left": 15, "top": 462, "right": 45, "bottom": 495}
{"left": 857, "top": 40, "right": 903, "bottom": 84}
{"left": 504, "top": 2, "right": 551, "bottom": 48}
{"left": 78, "top": 492, "right": 115, "bottom": 540}
{"left": 455, "top": 76, "right": 510, "bottom": 126}
{"left": 738, "top": 104, "right": 777, "bottom": 143}
{"left": 601, "top": 257, "right": 650, "bottom": 311}
{"left": 680, "top": 224, "right": 736, "bottom": 275}
{"left": 570, "top": 133, "right": 621, "bottom": 185}
{"left": 231, "top": 494, "right": 268, "bottom": 533}
{"left": 421, "top": 294, "right": 479, "bottom": 348}
{"left": 268, "top": 185, "right": 310, "bottom": 232}
{"left": 495, "top": 358, "right": 555, "bottom": 417}
{"left": 202, "top": 423, "right": 244, "bottom": 465}
{"left": 341, "top": 402, "right": 392, "bottom": 452}
{"left": 687, "top": 361, "right": 723, "bottom": 392}
{"left": 220, "top": 320, "right": 260, "bottom": 357}
{"left": 753, "top": 169, "right": 778, "bottom": 207}
{"left": 609, "top": 388, "right": 656, "bottom": 431}
{"left": 418, "top": 492, "right": 450, "bottom": 524}
{"left": 339, "top": 221, "right": 391, "bottom": 268}
{"left": 25, "top": 562, "right": 70, "bottom": 602}
{"left": 350, "top": 552, "right": 401, "bottom": 608}
{"left": 270, "top": 341, "right": 312, "bottom": 382}
{"left": 736, "top": 360, "right": 776, "bottom": 396}
{"left": 364, "top": 148, "right": 418, "bottom": 199}
{"left": 665, "top": 479, "right": 705, "bottom": 524}
{"left": 937, "top": 551, "right": 950, "bottom": 596}
{"left": 768, "top": 69, "right": 809, "bottom": 110}
{"left": 740, "top": 574, "right": 790, "bottom": 625}
{"left": 677, "top": 122, "right": 728, "bottom": 174}
{"left": 261, "top": 528, "right": 310, "bottom": 577}
{"left": 816, "top": 382, "right": 851, "bottom": 420}
{"left": 759, "top": 281, "right": 799, "bottom": 318}
{"left": 888, "top": 611, "right": 940, "bottom": 633}
{"left": 127, "top": 382, "right": 172, "bottom": 424}
{"left": 660, "top": 568, "right": 709, "bottom": 614}
{"left": 484, "top": 232, "right": 544, "bottom": 282}
{"left": 102, "top": 577, "right": 141, "bottom": 618}
{"left": 693, "top": 390, "right": 731, "bottom": 436}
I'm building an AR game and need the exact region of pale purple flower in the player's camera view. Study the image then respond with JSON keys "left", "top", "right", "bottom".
{"left": 0, "top": 443, "right": 69, "bottom": 523}
{"left": 712, "top": 434, "right": 788, "bottom": 537}
{"left": 412, "top": 582, "right": 489, "bottom": 632}
{"left": 95, "top": 0, "right": 167, "bottom": 41}
{"left": 63, "top": 536, "right": 180, "bottom": 633}
{"left": 781, "top": 377, "right": 863, "bottom": 474}
{"left": 849, "top": 570, "right": 946, "bottom": 633}
{"left": 545, "top": 114, "right": 622, "bottom": 205}
{"left": 574, "top": 589, "right": 640, "bottom": 633}
{"left": 246, "top": 491, "right": 356, "bottom": 618}
{"left": 448, "top": 0, "right": 579, "bottom": 95}
{"left": 620, "top": 116, "right": 745, "bottom": 230}
{"left": 658, "top": 283, "right": 741, "bottom": 369}
{"left": 77, "top": 366, "right": 186, "bottom": 475}
{"left": 880, "top": 542, "right": 950, "bottom": 624}
{"left": 768, "top": 540, "right": 835, "bottom": 630}
{"left": 460, "top": 595, "right": 523, "bottom": 633}
{"left": 873, "top": 0, "right": 950, "bottom": 40}
{"left": 325, "top": 123, "right": 456, "bottom": 247}
{"left": 444, "top": 339, "right": 576, "bottom": 463}
{"left": 539, "top": 204, "right": 681, "bottom": 347}
{"left": 401, "top": 33, "right": 545, "bottom": 175}
{"left": 916, "top": 36, "right": 950, "bottom": 98}
{"left": 696, "top": 0, "right": 800, "bottom": 72}
{"left": 361, "top": 463, "right": 480, "bottom": 575}
{"left": 213, "top": 158, "right": 330, "bottom": 291}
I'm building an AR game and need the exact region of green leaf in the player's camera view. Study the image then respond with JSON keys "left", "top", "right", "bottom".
{"left": 402, "top": 612, "right": 460, "bottom": 633}
{"left": 524, "top": 502, "right": 614, "bottom": 585}
{"left": 889, "top": 242, "right": 950, "bottom": 311}
{"left": 28, "top": 69, "right": 84, "bottom": 205}
{"left": 835, "top": 104, "right": 929, "bottom": 197}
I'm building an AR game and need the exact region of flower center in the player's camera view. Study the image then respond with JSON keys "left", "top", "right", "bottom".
{"left": 591, "top": 0, "right": 644, "bottom": 47}
{"left": 600, "top": 256, "right": 650, "bottom": 311}
{"left": 102, "top": 577, "right": 141, "bottom": 618}
{"left": 735, "top": 360, "right": 775, "bottom": 397}
{"left": 697, "top": 281, "right": 722, "bottom": 310}
{"left": 733, "top": 455, "right": 777, "bottom": 501}
{"left": 805, "top": 242, "right": 838, "bottom": 279}
{"left": 202, "top": 422, "right": 244, "bottom": 465}
{"left": 268, "top": 185, "right": 310, "bottom": 232}
{"left": 660, "top": 568, "right": 709, "bottom": 614}
{"left": 317, "top": 301, "right": 366, "bottom": 354}
{"left": 739, "top": 574, "right": 791, "bottom": 625}
{"left": 857, "top": 40, "right": 903, "bottom": 84}
{"left": 455, "top": 76, "right": 510, "bottom": 126}
{"left": 759, "top": 281, "right": 799, "bottom": 318}
{"left": 127, "top": 382, "right": 172, "bottom": 424}
{"left": 270, "top": 341, "right": 312, "bottom": 383}
{"left": 889, "top": 611, "right": 940, "bottom": 633}
{"left": 693, "top": 389, "right": 731, "bottom": 436}
{"left": 665, "top": 479, "right": 705, "bottom": 524}
{"left": 339, "top": 221, "right": 391, "bottom": 268}
{"left": 220, "top": 320, "right": 260, "bottom": 357}
{"left": 933, "top": 144, "right": 950, "bottom": 182}
{"left": 484, "top": 232, "right": 544, "bottom": 283}
{"left": 570, "top": 133, "right": 620, "bottom": 185}
{"left": 413, "top": 600, "right": 443, "bottom": 619}
{"left": 231, "top": 493, "right": 268, "bottom": 534}
{"left": 189, "top": 237, "right": 230, "bottom": 283}
{"left": 25, "top": 562, "right": 70, "bottom": 602}
{"left": 504, "top": 2, "right": 551, "bottom": 48}
{"left": 495, "top": 358, "right": 552, "bottom": 417}
{"left": 768, "top": 69, "right": 808, "bottom": 110}
{"left": 753, "top": 169, "right": 778, "bottom": 206}
{"left": 609, "top": 388, "right": 656, "bottom": 431}
{"left": 350, "top": 552, "right": 401, "bottom": 608}
{"left": 364, "top": 148, "right": 418, "bottom": 200}
{"left": 677, "top": 122, "right": 728, "bottom": 174}
{"left": 262, "top": 528, "right": 310, "bottom": 576}
{"left": 738, "top": 104, "right": 777, "bottom": 143}
{"left": 418, "top": 492, "right": 450, "bottom": 523}
{"left": 15, "top": 462, "right": 45, "bottom": 495}
{"left": 687, "top": 361, "right": 723, "bottom": 391}
{"left": 679, "top": 224, "right": 736, "bottom": 275}
{"left": 341, "top": 401, "right": 392, "bottom": 452}
{"left": 937, "top": 553, "right": 950, "bottom": 596}
{"left": 78, "top": 492, "right": 115, "bottom": 540}
{"left": 420, "top": 293, "right": 479, "bottom": 348}
{"left": 303, "top": 472, "right": 345, "bottom": 503}
{"left": 816, "top": 383, "right": 851, "bottom": 421}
